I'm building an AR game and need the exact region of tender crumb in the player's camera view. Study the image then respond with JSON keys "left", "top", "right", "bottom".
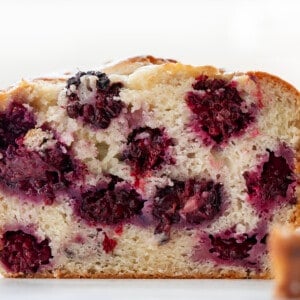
{"left": 24, "top": 128, "right": 56, "bottom": 152}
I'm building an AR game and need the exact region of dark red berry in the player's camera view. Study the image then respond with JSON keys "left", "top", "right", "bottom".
{"left": 122, "top": 127, "right": 174, "bottom": 176}
{"left": 66, "top": 71, "right": 86, "bottom": 89}
{"left": 66, "top": 71, "right": 110, "bottom": 90}
{"left": 73, "top": 176, "right": 145, "bottom": 225}
{"left": 102, "top": 233, "right": 117, "bottom": 253}
{"left": 152, "top": 181, "right": 184, "bottom": 236}
{"left": 0, "top": 230, "right": 52, "bottom": 273}
{"left": 114, "top": 224, "right": 123, "bottom": 235}
{"left": 194, "top": 222, "right": 269, "bottom": 268}
{"left": 0, "top": 101, "right": 36, "bottom": 150}
{"left": 183, "top": 180, "right": 223, "bottom": 224}
{"left": 66, "top": 71, "right": 124, "bottom": 129}
{"left": 244, "top": 149, "right": 296, "bottom": 212}
{"left": 153, "top": 179, "right": 223, "bottom": 238}
{"left": 185, "top": 75, "right": 257, "bottom": 145}
{"left": 209, "top": 233, "right": 257, "bottom": 260}
{"left": 0, "top": 142, "right": 81, "bottom": 204}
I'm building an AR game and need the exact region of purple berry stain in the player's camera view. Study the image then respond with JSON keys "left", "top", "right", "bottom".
{"left": 0, "top": 102, "right": 36, "bottom": 150}
{"left": 185, "top": 75, "right": 257, "bottom": 145}
{"left": 209, "top": 233, "right": 257, "bottom": 260}
{"left": 122, "top": 127, "right": 175, "bottom": 176}
{"left": 66, "top": 71, "right": 124, "bottom": 129}
{"left": 0, "top": 101, "right": 84, "bottom": 204}
{"left": 0, "top": 230, "right": 52, "bottom": 274}
{"left": 0, "top": 142, "right": 80, "bottom": 204}
{"left": 244, "top": 147, "right": 296, "bottom": 212}
{"left": 102, "top": 233, "right": 117, "bottom": 253}
{"left": 194, "top": 223, "right": 268, "bottom": 270}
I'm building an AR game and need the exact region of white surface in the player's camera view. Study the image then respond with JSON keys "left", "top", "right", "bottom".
{"left": 0, "top": 279, "right": 274, "bottom": 300}
{"left": 0, "top": 1, "right": 296, "bottom": 298}
{"left": 0, "top": 0, "right": 299, "bottom": 88}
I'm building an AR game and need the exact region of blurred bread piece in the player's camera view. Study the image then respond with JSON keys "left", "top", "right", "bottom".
{"left": 270, "top": 227, "right": 300, "bottom": 299}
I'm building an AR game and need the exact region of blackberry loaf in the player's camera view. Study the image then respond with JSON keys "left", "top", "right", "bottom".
{"left": 0, "top": 56, "right": 299, "bottom": 278}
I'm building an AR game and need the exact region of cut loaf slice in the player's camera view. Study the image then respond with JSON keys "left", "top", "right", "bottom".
{"left": 0, "top": 56, "right": 299, "bottom": 278}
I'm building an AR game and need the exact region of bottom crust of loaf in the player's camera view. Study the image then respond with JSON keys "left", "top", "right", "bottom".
{"left": 3, "top": 271, "right": 270, "bottom": 279}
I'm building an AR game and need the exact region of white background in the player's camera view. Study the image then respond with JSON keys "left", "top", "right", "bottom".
{"left": 0, "top": 279, "right": 274, "bottom": 300}
{"left": 0, "top": 0, "right": 299, "bottom": 299}
{"left": 0, "top": 0, "right": 299, "bottom": 89}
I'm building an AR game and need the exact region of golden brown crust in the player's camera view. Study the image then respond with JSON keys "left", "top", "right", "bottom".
{"left": 247, "top": 71, "right": 300, "bottom": 101}
{"left": 289, "top": 203, "right": 300, "bottom": 227}
{"left": 0, "top": 93, "right": 8, "bottom": 110}
{"left": 126, "top": 55, "right": 177, "bottom": 65}
{"left": 4, "top": 270, "right": 271, "bottom": 279}
{"left": 0, "top": 81, "right": 31, "bottom": 110}
{"left": 33, "top": 77, "right": 67, "bottom": 83}
{"left": 102, "top": 55, "right": 177, "bottom": 75}
{"left": 125, "top": 62, "right": 219, "bottom": 90}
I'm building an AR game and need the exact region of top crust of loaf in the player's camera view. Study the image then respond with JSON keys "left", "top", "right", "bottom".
{"left": 247, "top": 71, "right": 300, "bottom": 104}
{"left": 1, "top": 55, "right": 298, "bottom": 100}
{"left": 102, "top": 55, "right": 178, "bottom": 75}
